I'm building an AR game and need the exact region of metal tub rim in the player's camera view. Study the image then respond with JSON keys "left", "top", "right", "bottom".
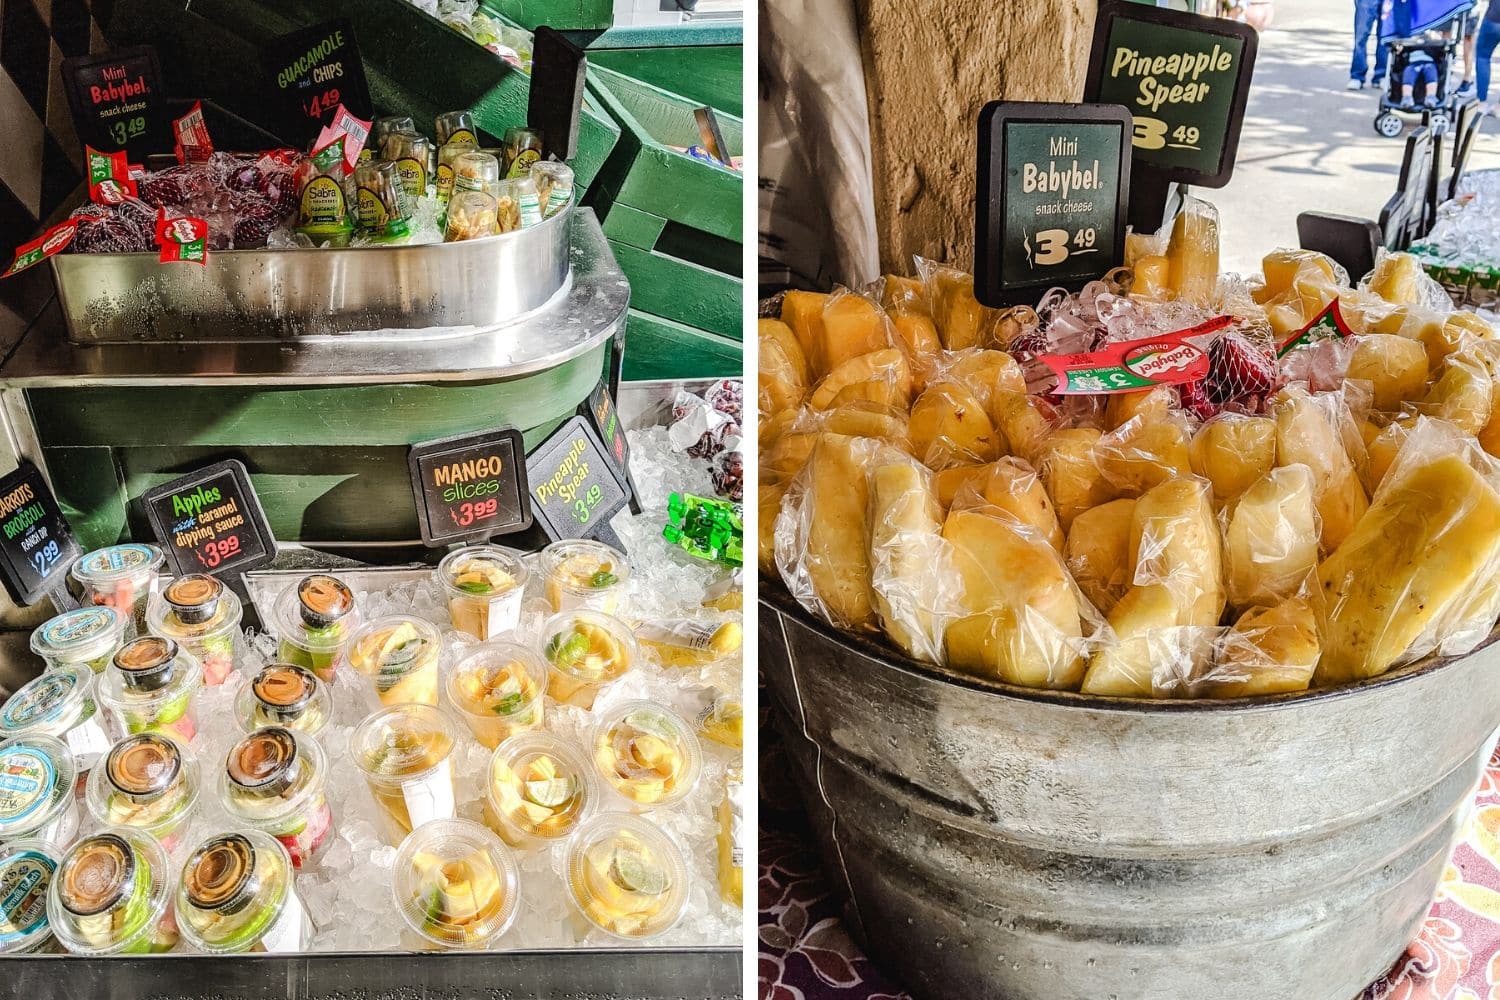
{"left": 760, "top": 581, "right": 1490, "bottom": 715}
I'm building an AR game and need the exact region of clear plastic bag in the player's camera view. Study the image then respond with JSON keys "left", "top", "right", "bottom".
{"left": 867, "top": 456, "right": 961, "bottom": 664}
{"left": 1270, "top": 383, "right": 1370, "bottom": 553}
{"left": 1222, "top": 464, "right": 1320, "bottom": 613}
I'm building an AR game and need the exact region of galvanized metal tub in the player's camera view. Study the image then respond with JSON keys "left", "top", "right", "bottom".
{"left": 761, "top": 585, "right": 1500, "bottom": 1000}
{"left": 50, "top": 202, "right": 573, "bottom": 343}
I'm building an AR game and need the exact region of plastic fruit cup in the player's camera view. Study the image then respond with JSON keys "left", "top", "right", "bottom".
{"left": 347, "top": 615, "right": 443, "bottom": 710}
{"left": 98, "top": 637, "right": 203, "bottom": 745}
{"left": 70, "top": 544, "right": 164, "bottom": 639}
{"left": 540, "top": 610, "right": 638, "bottom": 710}
{"left": 540, "top": 540, "right": 631, "bottom": 614}
{"left": 218, "top": 728, "right": 335, "bottom": 871}
{"left": 590, "top": 702, "right": 703, "bottom": 811}
{"left": 482, "top": 732, "right": 594, "bottom": 849}
{"left": 175, "top": 831, "right": 309, "bottom": 954}
{"left": 48, "top": 829, "right": 177, "bottom": 955}
{"left": 351, "top": 704, "right": 460, "bottom": 846}
{"left": 437, "top": 545, "right": 529, "bottom": 640}
{"left": 0, "top": 735, "right": 81, "bottom": 853}
{"left": 0, "top": 664, "right": 117, "bottom": 774}
{"left": 272, "top": 575, "right": 359, "bottom": 683}
{"left": 563, "top": 812, "right": 688, "bottom": 941}
{"left": 148, "top": 574, "right": 243, "bottom": 687}
{"left": 234, "top": 664, "right": 331, "bottom": 736}
{"left": 392, "top": 818, "right": 521, "bottom": 951}
{"left": 30, "top": 606, "right": 126, "bottom": 675}
{"left": 0, "top": 840, "right": 60, "bottom": 954}
{"left": 85, "top": 734, "right": 200, "bottom": 855}
{"left": 446, "top": 642, "right": 547, "bottom": 749}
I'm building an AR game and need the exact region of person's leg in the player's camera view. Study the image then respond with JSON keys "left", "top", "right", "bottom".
{"left": 1478, "top": 19, "right": 1500, "bottom": 102}
{"left": 1352, "top": 0, "right": 1375, "bottom": 83}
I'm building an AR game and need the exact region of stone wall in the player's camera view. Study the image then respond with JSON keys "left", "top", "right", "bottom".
{"left": 854, "top": 0, "right": 1098, "bottom": 274}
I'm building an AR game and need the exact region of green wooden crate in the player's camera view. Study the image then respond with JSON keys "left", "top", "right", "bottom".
{"left": 586, "top": 64, "right": 742, "bottom": 246}
{"left": 25, "top": 348, "right": 602, "bottom": 549}
{"left": 609, "top": 238, "right": 740, "bottom": 340}
{"left": 572, "top": 23, "right": 742, "bottom": 117}
{"left": 108, "top": 0, "right": 621, "bottom": 192}
{"left": 620, "top": 309, "right": 740, "bottom": 382}
{"left": 487, "top": 0, "right": 613, "bottom": 31}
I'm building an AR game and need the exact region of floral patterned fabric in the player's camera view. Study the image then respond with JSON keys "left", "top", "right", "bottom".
{"left": 760, "top": 708, "right": 1500, "bottom": 1000}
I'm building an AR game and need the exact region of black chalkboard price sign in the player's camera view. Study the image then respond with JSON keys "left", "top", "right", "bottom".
{"left": 0, "top": 463, "right": 83, "bottom": 606}
{"left": 975, "top": 102, "right": 1133, "bottom": 307}
{"left": 408, "top": 428, "right": 531, "bottom": 546}
{"left": 526, "top": 416, "right": 629, "bottom": 548}
{"left": 142, "top": 460, "right": 277, "bottom": 578}
{"left": 264, "top": 19, "right": 372, "bottom": 148}
{"left": 61, "top": 46, "right": 166, "bottom": 161}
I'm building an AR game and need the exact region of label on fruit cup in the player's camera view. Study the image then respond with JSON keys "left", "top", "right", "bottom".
{"left": 1038, "top": 316, "right": 1225, "bottom": 395}
{"left": 728, "top": 777, "right": 744, "bottom": 868}
{"left": 486, "top": 589, "right": 524, "bottom": 637}
{"left": 258, "top": 886, "right": 306, "bottom": 953}
{"left": 401, "top": 759, "right": 454, "bottom": 830}
{"left": 0, "top": 849, "right": 54, "bottom": 943}
{"left": 0, "top": 747, "right": 53, "bottom": 826}
{"left": 65, "top": 715, "right": 113, "bottom": 766}
{"left": 1276, "top": 299, "right": 1353, "bottom": 358}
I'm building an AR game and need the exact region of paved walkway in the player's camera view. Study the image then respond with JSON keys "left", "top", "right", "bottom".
{"left": 1214, "top": 0, "right": 1500, "bottom": 273}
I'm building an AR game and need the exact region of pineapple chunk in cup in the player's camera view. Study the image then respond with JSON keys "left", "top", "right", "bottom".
{"left": 148, "top": 574, "right": 243, "bottom": 686}
{"left": 590, "top": 702, "right": 703, "bottom": 810}
{"left": 447, "top": 642, "right": 547, "bottom": 749}
{"left": 271, "top": 575, "right": 359, "bottom": 683}
{"left": 482, "top": 732, "right": 594, "bottom": 848}
{"left": 541, "top": 540, "right": 630, "bottom": 614}
{"left": 99, "top": 637, "right": 203, "bottom": 745}
{"left": 393, "top": 818, "right": 521, "bottom": 950}
{"left": 351, "top": 704, "right": 460, "bottom": 845}
{"left": 348, "top": 615, "right": 443, "bottom": 710}
{"left": 234, "top": 664, "right": 331, "bottom": 737}
{"left": 540, "top": 610, "right": 637, "bottom": 710}
{"left": 48, "top": 829, "right": 177, "bottom": 955}
{"left": 85, "top": 733, "right": 200, "bottom": 854}
{"left": 564, "top": 813, "right": 687, "bottom": 940}
{"left": 175, "top": 831, "right": 309, "bottom": 954}
{"left": 436, "top": 545, "right": 529, "bottom": 640}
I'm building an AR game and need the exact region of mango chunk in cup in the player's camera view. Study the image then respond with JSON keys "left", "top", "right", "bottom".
{"left": 447, "top": 642, "right": 547, "bottom": 749}
{"left": 348, "top": 615, "right": 443, "bottom": 709}
{"left": 393, "top": 818, "right": 521, "bottom": 950}
{"left": 541, "top": 540, "right": 630, "bottom": 614}
{"left": 590, "top": 702, "right": 703, "bottom": 811}
{"left": 482, "top": 733, "right": 594, "bottom": 848}
{"left": 352, "top": 704, "right": 460, "bottom": 845}
{"left": 564, "top": 813, "right": 687, "bottom": 940}
{"left": 437, "top": 546, "right": 528, "bottom": 640}
{"left": 540, "top": 610, "right": 637, "bottom": 710}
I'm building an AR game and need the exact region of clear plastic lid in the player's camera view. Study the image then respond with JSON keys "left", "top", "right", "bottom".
{"left": 149, "top": 574, "right": 243, "bottom": 639}
{"left": 564, "top": 812, "right": 688, "bottom": 940}
{"left": 85, "top": 734, "right": 199, "bottom": 836}
{"left": 348, "top": 615, "right": 442, "bottom": 680}
{"left": 99, "top": 638, "right": 203, "bottom": 710}
{"left": 30, "top": 607, "right": 125, "bottom": 665}
{"left": 272, "top": 575, "right": 360, "bottom": 652}
{"left": 447, "top": 643, "right": 547, "bottom": 721}
{"left": 541, "top": 540, "right": 631, "bottom": 596}
{"left": 47, "top": 829, "right": 171, "bottom": 956}
{"left": 486, "top": 732, "right": 594, "bottom": 841}
{"left": 393, "top": 818, "right": 520, "bottom": 949}
{"left": 0, "top": 665, "right": 94, "bottom": 738}
{"left": 436, "top": 545, "right": 529, "bottom": 599}
{"left": 174, "top": 831, "right": 295, "bottom": 954}
{"left": 350, "top": 704, "right": 459, "bottom": 782}
{"left": 219, "top": 728, "right": 327, "bottom": 828}
{"left": 540, "top": 610, "right": 638, "bottom": 685}
{"left": 0, "top": 839, "right": 58, "bottom": 954}
{"left": 590, "top": 702, "right": 703, "bottom": 810}
{"left": 70, "top": 544, "right": 164, "bottom": 587}
{"left": 0, "top": 735, "right": 77, "bottom": 839}
{"left": 234, "top": 665, "right": 331, "bottom": 736}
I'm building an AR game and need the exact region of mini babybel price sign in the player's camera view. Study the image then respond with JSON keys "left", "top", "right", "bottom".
{"left": 408, "top": 428, "right": 532, "bottom": 547}
{"left": 525, "top": 416, "right": 629, "bottom": 549}
{"left": 1084, "top": 0, "right": 1258, "bottom": 187}
{"left": 975, "top": 102, "right": 1133, "bottom": 307}
{"left": 61, "top": 46, "right": 166, "bottom": 161}
{"left": 142, "top": 460, "right": 276, "bottom": 578}
{"left": 0, "top": 463, "right": 83, "bottom": 606}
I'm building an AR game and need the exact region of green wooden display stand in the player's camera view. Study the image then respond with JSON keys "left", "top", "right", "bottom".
{"left": 107, "top": 0, "right": 621, "bottom": 191}
{"left": 587, "top": 64, "right": 742, "bottom": 361}
{"left": 620, "top": 310, "right": 739, "bottom": 381}
{"left": 27, "top": 349, "right": 604, "bottom": 549}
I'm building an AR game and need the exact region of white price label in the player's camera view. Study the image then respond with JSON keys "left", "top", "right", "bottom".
{"left": 401, "top": 758, "right": 455, "bottom": 831}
